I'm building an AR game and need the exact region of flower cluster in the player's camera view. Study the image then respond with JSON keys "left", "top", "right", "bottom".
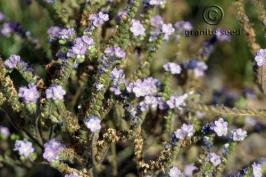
{"left": 14, "top": 139, "right": 34, "bottom": 158}
{"left": 127, "top": 77, "right": 160, "bottom": 97}
{"left": 84, "top": 115, "right": 101, "bottom": 132}
{"left": 255, "top": 48, "right": 266, "bottom": 66}
{"left": 43, "top": 139, "right": 64, "bottom": 162}
{"left": 18, "top": 84, "right": 40, "bottom": 103}
{"left": 174, "top": 123, "right": 194, "bottom": 140}
{"left": 45, "top": 85, "right": 66, "bottom": 100}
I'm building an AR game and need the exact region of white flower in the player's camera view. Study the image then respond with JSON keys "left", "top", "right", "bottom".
{"left": 231, "top": 128, "right": 247, "bottom": 141}
{"left": 14, "top": 139, "right": 34, "bottom": 157}
{"left": 174, "top": 124, "right": 194, "bottom": 140}
{"left": 163, "top": 62, "right": 182, "bottom": 75}
{"left": 130, "top": 19, "right": 145, "bottom": 37}
{"left": 184, "top": 164, "right": 197, "bottom": 177}
{"left": 255, "top": 49, "right": 266, "bottom": 66}
{"left": 252, "top": 163, "right": 262, "bottom": 177}
{"left": 207, "top": 152, "right": 221, "bottom": 167}
{"left": 166, "top": 94, "right": 188, "bottom": 109}
{"left": 211, "top": 118, "right": 228, "bottom": 137}
{"left": 161, "top": 23, "right": 175, "bottom": 40}
{"left": 169, "top": 166, "right": 183, "bottom": 177}
{"left": 84, "top": 115, "right": 101, "bottom": 132}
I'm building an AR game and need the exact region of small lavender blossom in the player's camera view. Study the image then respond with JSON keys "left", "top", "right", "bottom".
{"left": 47, "top": 26, "right": 61, "bottom": 41}
{"left": 163, "top": 62, "right": 182, "bottom": 74}
{"left": 194, "top": 61, "right": 208, "bottom": 77}
{"left": 45, "top": 85, "right": 66, "bottom": 100}
{"left": 65, "top": 174, "right": 82, "bottom": 177}
{"left": 174, "top": 21, "right": 193, "bottom": 31}
{"left": 4, "top": 55, "right": 21, "bottom": 69}
{"left": 252, "top": 163, "right": 262, "bottom": 177}
{"left": 84, "top": 115, "right": 101, "bottom": 132}
{"left": 0, "top": 12, "right": 5, "bottom": 21}
{"left": 43, "top": 139, "right": 64, "bottom": 162}
{"left": 130, "top": 19, "right": 145, "bottom": 37}
{"left": 58, "top": 28, "right": 75, "bottom": 40}
{"left": 150, "top": 15, "right": 163, "bottom": 28}
{"left": 0, "top": 126, "right": 10, "bottom": 139}
{"left": 169, "top": 166, "right": 183, "bottom": 177}
{"left": 149, "top": 0, "right": 166, "bottom": 6}
{"left": 161, "top": 23, "right": 175, "bottom": 40}
{"left": 138, "top": 96, "right": 160, "bottom": 111}
{"left": 14, "top": 139, "right": 34, "bottom": 157}
{"left": 67, "top": 36, "right": 94, "bottom": 57}
{"left": 127, "top": 77, "right": 160, "bottom": 97}
{"left": 19, "top": 84, "right": 40, "bottom": 103}
{"left": 255, "top": 49, "right": 266, "bottom": 66}
{"left": 184, "top": 164, "right": 197, "bottom": 177}
{"left": 0, "top": 22, "right": 13, "bottom": 36}
{"left": 215, "top": 28, "right": 231, "bottom": 41}
{"left": 104, "top": 47, "right": 126, "bottom": 59}
{"left": 110, "top": 68, "right": 125, "bottom": 84}
{"left": 231, "top": 128, "right": 247, "bottom": 141}
{"left": 174, "top": 123, "right": 194, "bottom": 140}
{"left": 89, "top": 12, "right": 109, "bottom": 27}
{"left": 211, "top": 118, "right": 228, "bottom": 137}
{"left": 166, "top": 94, "right": 188, "bottom": 109}
{"left": 110, "top": 86, "right": 122, "bottom": 95}
{"left": 207, "top": 152, "right": 221, "bottom": 167}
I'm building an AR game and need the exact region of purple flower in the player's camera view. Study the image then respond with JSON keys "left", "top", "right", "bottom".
{"left": 14, "top": 139, "right": 34, "bottom": 157}
{"left": 18, "top": 84, "right": 40, "bottom": 103}
{"left": 163, "top": 62, "right": 182, "bottom": 74}
{"left": 138, "top": 96, "right": 162, "bottom": 111}
{"left": 194, "top": 61, "right": 208, "bottom": 77}
{"left": 174, "top": 21, "right": 193, "bottom": 32}
{"left": 231, "top": 128, "right": 247, "bottom": 141}
{"left": 184, "top": 164, "right": 197, "bottom": 177}
{"left": 43, "top": 139, "right": 64, "bottom": 162}
{"left": 255, "top": 49, "right": 266, "bottom": 66}
{"left": 0, "top": 126, "right": 10, "bottom": 139}
{"left": 252, "top": 163, "right": 262, "bottom": 177}
{"left": 166, "top": 94, "right": 188, "bottom": 109}
{"left": 45, "top": 85, "right": 66, "bottom": 100}
{"left": 0, "top": 12, "right": 5, "bottom": 21}
{"left": 67, "top": 36, "right": 94, "bottom": 57}
{"left": 4, "top": 55, "right": 21, "bottom": 69}
{"left": 47, "top": 26, "right": 61, "bottom": 41}
{"left": 211, "top": 118, "right": 228, "bottom": 137}
{"left": 207, "top": 152, "right": 221, "bottom": 167}
{"left": 110, "top": 86, "right": 122, "bottom": 95}
{"left": 161, "top": 23, "right": 175, "bottom": 40}
{"left": 58, "top": 28, "right": 75, "bottom": 40}
{"left": 169, "top": 166, "right": 183, "bottom": 177}
{"left": 127, "top": 77, "right": 160, "bottom": 97}
{"left": 65, "top": 174, "right": 82, "bottom": 177}
{"left": 130, "top": 19, "right": 145, "bottom": 37}
{"left": 149, "top": 0, "right": 166, "bottom": 6}
{"left": 110, "top": 68, "right": 125, "bottom": 84}
{"left": 215, "top": 28, "right": 231, "bottom": 41}
{"left": 0, "top": 23, "right": 13, "bottom": 36}
{"left": 110, "top": 68, "right": 125, "bottom": 95}
{"left": 89, "top": 12, "right": 109, "bottom": 27}
{"left": 150, "top": 15, "right": 164, "bottom": 28}
{"left": 174, "top": 123, "right": 194, "bottom": 140}
{"left": 84, "top": 115, "right": 101, "bottom": 132}
{"left": 104, "top": 47, "right": 126, "bottom": 59}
